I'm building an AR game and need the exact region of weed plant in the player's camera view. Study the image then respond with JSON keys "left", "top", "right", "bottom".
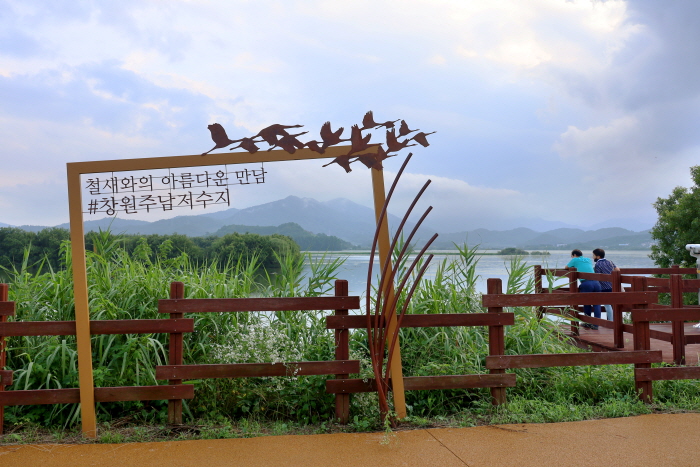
{"left": 1, "top": 235, "right": 700, "bottom": 434}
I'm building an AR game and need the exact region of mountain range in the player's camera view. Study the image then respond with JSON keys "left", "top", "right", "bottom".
{"left": 4, "top": 196, "right": 653, "bottom": 250}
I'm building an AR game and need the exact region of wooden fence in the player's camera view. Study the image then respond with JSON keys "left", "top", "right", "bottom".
{"left": 324, "top": 277, "right": 517, "bottom": 406}
{"left": 0, "top": 282, "right": 194, "bottom": 435}
{"left": 155, "top": 280, "right": 362, "bottom": 424}
{"left": 481, "top": 278, "right": 664, "bottom": 401}
{"left": 0, "top": 280, "right": 361, "bottom": 431}
{"left": 4, "top": 270, "right": 700, "bottom": 433}
{"left": 534, "top": 265, "right": 700, "bottom": 362}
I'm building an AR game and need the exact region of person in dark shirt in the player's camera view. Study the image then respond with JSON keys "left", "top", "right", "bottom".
{"left": 593, "top": 248, "right": 620, "bottom": 321}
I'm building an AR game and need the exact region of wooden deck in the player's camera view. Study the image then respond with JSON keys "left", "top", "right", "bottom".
{"left": 566, "top": 323, "right": 700, "bottom": 365}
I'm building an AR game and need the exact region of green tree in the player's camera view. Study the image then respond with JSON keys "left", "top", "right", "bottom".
{"left": 650, "top": 166, "right": 700, "bottom": 268}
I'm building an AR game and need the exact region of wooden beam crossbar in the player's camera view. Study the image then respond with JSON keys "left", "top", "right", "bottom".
{"left": 482, "top": 291, "right": 657, "bottom": 308}
{"left": 326, "top": 313, "right": 515, "bottom": 330}
{"left": 158, "top": 297, "right": 361, "bottom": 314}
{"left": 632, "top": 309, "right": 700, "bottom": 322}
{"left": 0, "top": 385, "right": 194, "bottom": 406}
{"left": 0, "top": 319, "right": 195, "bottom": 337}
{"left": 326, "top": 374, "right": 517, "bottom": 394}
{"left": 485, "top": 351, "right": 662, "bottom": 369}
{"left": 635, "top": 367, "right": 700, "bottom": 382}
{"left": 156, "top": 360, "right": 361, "bottom": 380}
{"left": 0, "top": 370, "right": 12, "bottom": 386}
{"left": 0, "top": 302, "right": 15, "bottom": 316}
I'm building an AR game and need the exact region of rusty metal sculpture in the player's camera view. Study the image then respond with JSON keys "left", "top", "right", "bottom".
{"left": 199, "top": 112, "right": 437, "bottom": 423}
{"left": 199, "top": 110, "right": 434, "bottom": 173}
{"left": 366, "top": 153, "right": 438, "bottom": 423}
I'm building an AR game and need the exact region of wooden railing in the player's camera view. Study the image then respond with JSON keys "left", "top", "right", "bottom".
{"left": 0, "top": 283, "right": 195, "bottom": 435}
{"left": 534, "top": 265, "right": 700, "bottom": 363}
{"left": 0, "top": 280, "right": 361, "bottom": 432}
{"left": 482, "top": 277, "right": 665, "bottom": 401}
{"left": 155, "top": 280, "right": 361, "bottom": 424}
{"left": 325, "top": 277, "right": 517, "bottom": 407}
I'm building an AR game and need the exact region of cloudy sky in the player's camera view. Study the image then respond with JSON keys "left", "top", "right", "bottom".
{"left": 1, "top": 0, "right": 699, "bottom": 233}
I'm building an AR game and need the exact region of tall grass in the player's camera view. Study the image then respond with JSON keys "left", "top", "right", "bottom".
{"left": 2, "top": 238, "right": 700, "bottom": 429}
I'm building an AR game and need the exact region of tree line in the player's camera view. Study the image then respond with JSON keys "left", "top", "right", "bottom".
{"left": 0, "top": 227, "right": 301, "bottom": 272}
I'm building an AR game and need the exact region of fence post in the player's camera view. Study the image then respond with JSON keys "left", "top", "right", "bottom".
{"left": 632, "top": 276, "right": 653, "bottom": 402}
{"left": 670, "top": 274, "right": 685, "bottom": 365}
{"left": 612, "top": 269, "right": 623, "bottom": 348}
{"left": 168, "top": 281, "right": 185, "bottom": 425}
{"left": 534, "top": 265, "right": 544, "bottom": 320}
{"left": 487, "top": 278, "right": 507, "bottom": 405}
{"left": 568, "top": 268, "right": 579, "bottom": 336}
{"left": 0, "top": 283, "right": 7, "bottom": 435}
{"left": 333, "top": 279, "right": 350, "bottom": 424}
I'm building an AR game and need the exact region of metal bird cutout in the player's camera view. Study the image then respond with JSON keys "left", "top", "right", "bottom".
{"left": 199, "top": 111, "right": 434, "bottom": 173}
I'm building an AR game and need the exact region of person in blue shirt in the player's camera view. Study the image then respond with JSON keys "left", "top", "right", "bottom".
{"left": 566, "top": 249, "right": 601, "bottom": 329}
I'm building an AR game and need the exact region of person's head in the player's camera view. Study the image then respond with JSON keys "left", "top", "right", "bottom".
{"left": 571, "top": 249, "right": 583, "bottom": 257}
{"left": 593, "top": 248, "right": 605, "bottom": 260}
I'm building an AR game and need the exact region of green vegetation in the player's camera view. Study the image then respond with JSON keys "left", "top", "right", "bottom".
{"left": 496, "top": 247, "right": 529, "bottom": 255}
{"left": 1, "top": 237, "right": 699, "bottom": 439}
{"left": 650, "top": 165, "right": 700, "bottom": 268}
{"left": 0, "top": 227, "right": 300, "bottom": 271}
{"left": 495, "top": 247, "right": 549, "bottom": 256}
{"left": 215, "top": 222, "right": 355, "bottom": 251}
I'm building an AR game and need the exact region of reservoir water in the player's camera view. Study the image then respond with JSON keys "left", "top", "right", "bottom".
{"left": 303, "top": 250, "right": 656, "bottom": 298}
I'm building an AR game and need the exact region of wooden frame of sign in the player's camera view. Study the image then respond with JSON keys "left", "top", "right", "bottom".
{"left": 67, "top": 145, "right": 406, "bottom": 436}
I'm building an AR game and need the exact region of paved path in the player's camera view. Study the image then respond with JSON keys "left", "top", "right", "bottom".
{"left": 1, "top": 413, "right": 699, "bottom": 466}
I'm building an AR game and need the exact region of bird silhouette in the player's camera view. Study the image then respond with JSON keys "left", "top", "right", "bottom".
{"left": 410, "top": 131, "right": 436, "bottom": 148}
{"left": 230, "top": 137, "right": 260, "bottom": 154}
{"left": 361, "top": 111, "right": 399, "bottom": 130}
{"left": 202, "top": 123, "right": 240, "bottom": 155}
{"left": 321, "top": 154, "right": 354, "bottom": 173}
{"left": 356, "top": 145, "right": 391, "bottom": 170}
{"left": 320, "top": 121, "right": 349, "bottom": 150}
{"left": 346, "top": 124, "right": 381, "bottom": 157}
{"left": 268, "top": 131, "right": 309, "bottom": 153}
{"left": 398, "top": 120, "right": 419, "bottom": 137}
{"left": 304, "top": 140, "right": 325, "bottom": 154}
{"left": 385, "top": 128, "right": 416, "bottom": 153}
{"left": 255, "top": 124, "right": 304, "bottom": 147}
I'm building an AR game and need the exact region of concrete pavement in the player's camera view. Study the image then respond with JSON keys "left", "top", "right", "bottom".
{"left": 1, "top": 413, "right": 699, "bottom": 466}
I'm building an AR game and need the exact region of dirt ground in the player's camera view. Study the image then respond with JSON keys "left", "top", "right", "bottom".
{"left": 1, "top": 413, "right": 699, "bottom": 466}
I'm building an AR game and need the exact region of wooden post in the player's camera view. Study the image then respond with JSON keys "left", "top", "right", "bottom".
{"left": 0, "top": 283, "right": 7, "bottom": 435}
{"left": 569, "top": 268, "right": 579, "bottom": 336}
{"left": 534, "top": 265, "right": 544, "bottom": 320}
{"left": 370, "top": 167, "right": 406, "bottom": 419}
{"left": 632, "top": 276, "right": 653, "bottom": 402}
{"left": 334, "top": 280, "right": 350, "bottom": 424}
{"left": 66, "top": 166, "right": 97, "bottom": 437}
{"left": 670, "top": 274, "right": 685, "bottom": 365}
{"left": 487, "top": 278, "right": 507, "bottom": 405}
{"left": 612, "top": 269, "right": 623, "bottom": 348}
{"left": 168, "top": 281, "right": 185, "bottom": 425}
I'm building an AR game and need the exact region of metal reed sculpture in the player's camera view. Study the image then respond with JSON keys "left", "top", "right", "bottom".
{"left": 200, "top": 113, "right": 437, "bottom": 422}
{"left": 366, "top": 153, "right": 439, "bottom": 423}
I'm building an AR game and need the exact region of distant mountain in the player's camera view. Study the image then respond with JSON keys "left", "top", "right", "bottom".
{"left": 589, "top": 218, "right": 653, "bottom": 232}
{"left": 1, "top": 196, "right": 654, "bottom": 250}
{"left": 431, "top": 226, "right": 652, "bottom": 250}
